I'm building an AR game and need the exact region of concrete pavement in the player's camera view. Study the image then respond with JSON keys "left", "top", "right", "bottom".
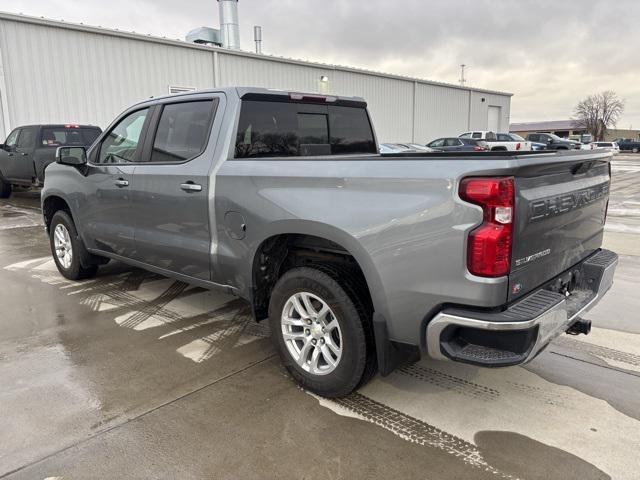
{"left": 1, "top": 156, "right": 639, "bottom": 479}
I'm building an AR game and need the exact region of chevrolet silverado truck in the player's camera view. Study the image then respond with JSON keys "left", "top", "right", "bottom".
{"left": 0, "top": 124, "right": 101, "bottom": 198}
{"left": 459, "top": 131, "right": 532, "bottom": 151}
{"left": 41, "top": 87, "right": 618, "bottom": 397}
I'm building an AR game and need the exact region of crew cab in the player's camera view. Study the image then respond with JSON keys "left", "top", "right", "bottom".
{"left": 0, "top": 124, "right": 101, "bottom": 198}
{"left": 613, "top": 138, "right": 640, "bottom": 153}
{"left": 460, "top": 131, "right": 532, "bottom": 151}
{"left": 41, "top": 87, "right": 618, "bottom": 398}
{"left": 527, "top": 133, "right": 581, "bottom": 150}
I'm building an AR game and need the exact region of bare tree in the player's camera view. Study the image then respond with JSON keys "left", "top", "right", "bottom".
{"left": 573, "top": 91, "right": 625, "bottom": 141}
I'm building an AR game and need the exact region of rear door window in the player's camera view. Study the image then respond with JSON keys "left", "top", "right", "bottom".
{"left": 235, "top": 101, "right": 376, "bottom": 158}
{"left": 149, "top": 100, "right": 217, "bottom": 163}
{"left": 445, "top": 138, "right": 461, "bottom": 147}
{"left": 471, "top": 132, "right": 482, "bottom": 139}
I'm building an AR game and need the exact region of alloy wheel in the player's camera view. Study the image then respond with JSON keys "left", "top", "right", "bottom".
{"left": 53, "top": 224, "right": 73, "bottom": 269}
{"left": 281, "top": 291, "right": 343, "bottom": 375}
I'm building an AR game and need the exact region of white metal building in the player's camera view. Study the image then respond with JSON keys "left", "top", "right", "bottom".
{"left": 0, "top": 11, "right": 512, "bottom": 143}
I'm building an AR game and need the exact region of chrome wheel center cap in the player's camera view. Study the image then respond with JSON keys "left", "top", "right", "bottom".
{"left": 311, "top": 323, "right": 323, "bottom": 338}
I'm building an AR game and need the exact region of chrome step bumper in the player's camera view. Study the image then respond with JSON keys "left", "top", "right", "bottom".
{"left": 426, "top": 249, "right": 618, "bottom": 366}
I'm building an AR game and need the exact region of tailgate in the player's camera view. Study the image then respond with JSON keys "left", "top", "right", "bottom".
{"left": 509, "top": 157, "right": 610, "bottom": 302}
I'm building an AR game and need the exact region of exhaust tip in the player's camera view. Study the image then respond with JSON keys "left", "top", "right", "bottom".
{"left": 567, "top": 319, "right": 592, "bottom": 336}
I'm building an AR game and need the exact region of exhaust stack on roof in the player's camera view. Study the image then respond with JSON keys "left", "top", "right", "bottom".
{"left": 218, "top": 0, "right": 240, "bottom": 49}
{"left": 254, "top": 25, "right": 262, "bottom": 54}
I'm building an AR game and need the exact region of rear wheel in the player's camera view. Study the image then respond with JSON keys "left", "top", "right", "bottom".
{"left": 49, "top": 210, "right": 98, "bottom": 280}
{"left": 633, "top": 147, "right": 639, "bottom": 154}
{"left": 0, "top": 177, "right": 11, "bottom": 198}
{"left": 269, "top": 266, "right": 375, "bottom": 398}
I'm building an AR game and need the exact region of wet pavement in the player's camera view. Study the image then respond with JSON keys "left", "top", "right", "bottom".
{"left": 1, "top": 156, "right": 640, "bottom": 479}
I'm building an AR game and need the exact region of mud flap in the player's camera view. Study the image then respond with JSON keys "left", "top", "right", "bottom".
{"left": 373, "top": 312, "right": 421, "bottom": 376}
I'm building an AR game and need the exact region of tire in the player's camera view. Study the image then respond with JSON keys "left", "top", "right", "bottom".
{"left": 633, "top": 147, "right": 639, "bottom": 154}
{"left": 49, "top": 210, "right": 98, "bottom": 280}
{"left": 0, "top": 177, "right": 11, "bottom": 198}
{"left": 268, "top": 266, "right": 375, "bottom": 398}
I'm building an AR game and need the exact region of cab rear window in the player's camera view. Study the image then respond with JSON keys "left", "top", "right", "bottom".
{"left": 41, "top": 127, "right": 101, "bottom": 147}
{"left": 235, "top": 101, "right": 376, "bottom": 158}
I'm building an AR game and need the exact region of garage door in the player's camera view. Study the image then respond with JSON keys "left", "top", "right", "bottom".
{"left": 488, "top": 106, "right": 501, "bottom": 132}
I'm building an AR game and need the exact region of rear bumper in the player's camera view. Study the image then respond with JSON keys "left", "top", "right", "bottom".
{"left": 426, "top": 249, "right": 618, "bottom": 366}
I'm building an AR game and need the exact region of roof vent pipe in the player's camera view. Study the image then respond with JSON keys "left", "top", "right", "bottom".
{"left": 218, "top": 0, "right": 240, "bottom": 49}
{"left": 254, "top": 25, "right": 262, "bottom": 54}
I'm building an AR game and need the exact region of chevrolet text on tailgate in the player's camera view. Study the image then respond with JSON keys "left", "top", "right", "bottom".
{"left": 41, "top": 87, "right": 618, "bottom": 398}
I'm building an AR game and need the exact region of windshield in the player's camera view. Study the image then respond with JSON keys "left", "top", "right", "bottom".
{"left": 509, "top": 133, "right": 525, "bottom": 141}
{"left": 548, "top": 133, "right": 566, "bottom": 141}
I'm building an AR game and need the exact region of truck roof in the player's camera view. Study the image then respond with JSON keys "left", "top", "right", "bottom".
{"left": 16, "top": 124, "right": 100, "bottom": 129}
{"left": 131, "top": 86, "right": 368, "bottom": 108}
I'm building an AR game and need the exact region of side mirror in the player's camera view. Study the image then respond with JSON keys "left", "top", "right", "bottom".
{"left": 56, "top": 146, "right": 87, "bottom": 166}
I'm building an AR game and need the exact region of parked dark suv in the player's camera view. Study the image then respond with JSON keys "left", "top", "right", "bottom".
{"left": 526, "top": 133, "right": 580, "bottom": 150}
{"left": 0, "top": 124, "right": 101, "bottom": 197}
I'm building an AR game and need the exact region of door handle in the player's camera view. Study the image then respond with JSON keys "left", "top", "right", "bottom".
{"left": 114, "top": 179, "right": 129, "bottom": 187}
{"left": 20, "top": 152, "right": 28, "bottom": 156}
{"left": 7, "top": 153, "right": 14, "bottom": 157}
{"left": 180, "top": 183, "right": 202, "bottom": 192}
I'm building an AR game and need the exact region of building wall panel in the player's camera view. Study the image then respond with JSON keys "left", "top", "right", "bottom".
{"left": 0, "top": 19, "right": 215, "bottom": 131}
{"left": 0, "top": 14, "right": 511, "bottom": 145}
{"left": 470, "top": 91, "right": 511, "bottom": 133}
{"left": 331, "top": 71, "right": 414, "bottom": 142}
{"left": 414, "top": 84, "right": 470, "bottom": 143}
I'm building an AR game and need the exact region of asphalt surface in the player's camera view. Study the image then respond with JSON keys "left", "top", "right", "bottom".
{"left": 1, "top": 156, "right": 640, "bottom": 479}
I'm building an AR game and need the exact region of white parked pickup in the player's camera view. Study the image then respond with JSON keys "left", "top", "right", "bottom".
{"left": 459, "top": 131, "right": 533, "bottom": 152}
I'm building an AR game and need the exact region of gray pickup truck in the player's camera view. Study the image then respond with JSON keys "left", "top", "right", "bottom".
{"left": 526, "top": 133, "right": 581, "bottom": 151}
{"left": 41, "top": 87, "right": 618, "bottom": 397}
{"left": 0, "top": 124, "right": 101, "bottom": 197}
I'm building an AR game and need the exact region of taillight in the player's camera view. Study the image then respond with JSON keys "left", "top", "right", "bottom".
{"left": 516, "top": 142, "right": 521, "bottom": 150}
{"left": 473, "top": 145, "right": 485, "bottom": 151}
{"left": 459, "top": 177, "right": 515, "bottom": 277}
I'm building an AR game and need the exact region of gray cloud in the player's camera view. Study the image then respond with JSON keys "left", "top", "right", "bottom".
{"left": 4, "top": 0, "right": 640, "bottom": 126}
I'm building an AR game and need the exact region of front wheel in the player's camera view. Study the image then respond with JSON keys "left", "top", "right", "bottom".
{"left": 268, "top": 266, "right": 375, "bottom": 398}
{"left": 632, "top": 147, "right": 639, "bottom": 154}
{"left": 49, "top": 210, "right": 98, "bottom": 280}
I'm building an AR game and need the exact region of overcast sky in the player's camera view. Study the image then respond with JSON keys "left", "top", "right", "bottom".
{"left": 6, "top": 0, "right": 640, "bottom": 127}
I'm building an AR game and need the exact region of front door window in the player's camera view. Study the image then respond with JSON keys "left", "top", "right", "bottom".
{"left": 98, "top": 109, "right": 149, "bottom": 164}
